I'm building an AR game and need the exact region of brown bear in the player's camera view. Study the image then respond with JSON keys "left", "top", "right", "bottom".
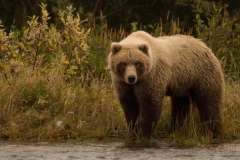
{"left": 108, "top": 31, "right": 224, "bottom": 138}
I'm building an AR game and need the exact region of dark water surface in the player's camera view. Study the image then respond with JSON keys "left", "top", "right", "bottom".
{"left": 0, "top": 141, "right": 240, "bottom": 160}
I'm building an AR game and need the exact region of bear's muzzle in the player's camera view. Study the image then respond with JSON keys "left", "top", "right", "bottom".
{"left": 127, "top": 75, "right": 136, "bottom": 84}
{"left": 125, "top": 65, "right": 137, "bottom": 84}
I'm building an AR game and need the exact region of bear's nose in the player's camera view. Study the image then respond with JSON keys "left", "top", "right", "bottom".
{"left": 128, "top": 75, "right": 136, "bottom": 84}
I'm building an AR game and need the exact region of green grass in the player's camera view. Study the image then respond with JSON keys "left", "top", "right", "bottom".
{"left": 0, "top": 3, "right": 240, "bottom": 146}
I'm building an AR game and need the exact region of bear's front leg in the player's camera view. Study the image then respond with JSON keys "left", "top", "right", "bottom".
{"left": 114, "top": 81, "right": 140, "bottom": 137}
{"left": 139, "top": 105, "right": 162, "bottom": 137}
{"left": 136, "top": 89, "right": 164, "bottom": 138}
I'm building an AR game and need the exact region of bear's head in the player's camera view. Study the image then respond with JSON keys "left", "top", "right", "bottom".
{"left": 108, "top": 42, "right": 153, "bottom": 84}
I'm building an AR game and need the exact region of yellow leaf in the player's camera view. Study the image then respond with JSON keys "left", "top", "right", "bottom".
{"left": 64, "top": 61, "right": 69, "bottom": 65}
{"left": 86, "top": 28, "right": 91, "bottom": 35}
{"left": 0, "top": 46, "right": 4, "bottom": 51}
{"left": 12, "top": 53, "right": 17, "bottom": 58}
{"left": 71, "top": 66, "right": 78, "bottom": 70}
{"left": 38, "top": 42, "right": 42, "bottom": 47}
{"left": 42, "top": 9, "right": 48, "bottom": 17}
{"left": 66, "top": 36, "right": 70, "bottom": 42}
{"left": 81, "top": 55, "right": 86, "bottom": 60}
{"left": 48, "top": 40, "right": 53, "bottom": 46}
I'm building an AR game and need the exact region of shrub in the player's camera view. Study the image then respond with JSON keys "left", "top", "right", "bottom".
{"left": 194, "top": 5, "right": 240, "bottom": 80}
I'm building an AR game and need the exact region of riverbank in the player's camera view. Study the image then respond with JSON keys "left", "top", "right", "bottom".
{"left": 0, "top": 141, "right": 240, "bottom": 160}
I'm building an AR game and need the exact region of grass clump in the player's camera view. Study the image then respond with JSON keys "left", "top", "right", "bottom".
{"left": 0, "top": 67, "right": 125, "bottom": 141}
{"left": 0, "top": 3, "right": 240, "bottom": 146}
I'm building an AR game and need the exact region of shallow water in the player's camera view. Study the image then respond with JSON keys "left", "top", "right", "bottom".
{"left": 0, "top": 141, "right": 240, "bottom": 160}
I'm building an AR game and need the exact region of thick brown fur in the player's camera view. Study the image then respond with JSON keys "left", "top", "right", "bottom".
{"left": 108, "top": 31, "right": 225, "bottom": 138}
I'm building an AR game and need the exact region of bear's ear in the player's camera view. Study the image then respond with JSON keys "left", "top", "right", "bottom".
{"left": 111, "top": 42, "right": 121, "bottom": 54}
{"left": 138, "top": 43, "right": 149, "bottom": 54}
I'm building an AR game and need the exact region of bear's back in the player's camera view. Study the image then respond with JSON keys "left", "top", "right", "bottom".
{"left": 158, "top": 35, "right": 223, "bottom": 96}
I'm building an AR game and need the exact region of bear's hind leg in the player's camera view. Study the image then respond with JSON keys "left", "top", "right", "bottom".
{"left": 195, "top": 99, "right": 223, "bottom": 138}
{"left": 170, "top": 96, "right": 190, "bottom": 132}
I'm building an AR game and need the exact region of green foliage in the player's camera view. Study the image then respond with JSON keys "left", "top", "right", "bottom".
{"left": 0, "top": 3, "right": 107, "bottom": 84}
{"left": 194, "top": 5, "right": 240, "bottom": 80}
{"left": 1, "top": 0, "right": 240, "bottom": 35}
{"left": 58, "top": 5, "right": 91, "bottom": 81}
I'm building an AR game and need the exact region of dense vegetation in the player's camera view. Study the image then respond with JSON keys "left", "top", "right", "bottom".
{"left": 0, "top": 2, "right": 240, "bottom": 146}
{"left": 1, "top": 0, "right": 240, "bottom": 33}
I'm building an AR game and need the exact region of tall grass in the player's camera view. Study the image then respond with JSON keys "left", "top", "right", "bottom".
{"left": 0, "top": 3, "right": 240, "bottom": 146}
{"left": 0, "top": 67, "right": 126, "bottom": 141}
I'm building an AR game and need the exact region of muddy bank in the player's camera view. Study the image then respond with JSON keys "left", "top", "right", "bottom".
{"left": 0, "top": 141, "right": 240, "bottom": 160}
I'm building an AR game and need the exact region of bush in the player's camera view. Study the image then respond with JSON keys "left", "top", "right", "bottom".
{"left": 0, "top": 3, "right": 100, "bottom": 84}
{"left": 194, "top": 5, "right": 240, "bottom": 80}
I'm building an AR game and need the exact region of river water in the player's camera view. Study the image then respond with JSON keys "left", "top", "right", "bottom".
{"left": 0, "top": 141, "right": 240, "bottom": 160}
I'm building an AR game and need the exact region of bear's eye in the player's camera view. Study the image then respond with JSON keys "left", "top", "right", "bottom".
{"left": 135, "top": 62, "right": 140, "bottom": 67}
{"left": 121, "top": 62, "right": 127, "bottom": 68}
